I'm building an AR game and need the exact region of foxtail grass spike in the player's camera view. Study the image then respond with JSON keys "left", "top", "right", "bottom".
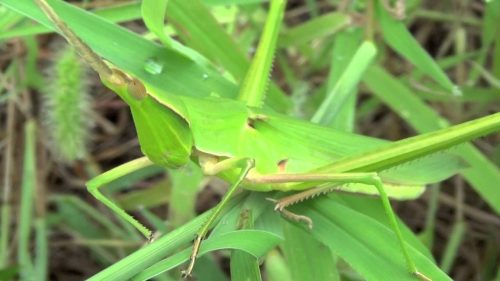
{"left": 42, "top": 45, "right": 92, "bottom": 162}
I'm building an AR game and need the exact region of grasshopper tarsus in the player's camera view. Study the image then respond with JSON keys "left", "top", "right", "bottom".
{"left": 267, "top": 197, "right": 314, "bottom": 229}
{"left": 182, "top": 234, "right": 202, "bottom": 278}
{"left": 273, "top": 202, "right": 314, "bottom": 229}
{"left": 147, "top": 233, "right": 155, "bottom": 244}
{"left": 180, "top": 270, "right": 191, "bottom": 279}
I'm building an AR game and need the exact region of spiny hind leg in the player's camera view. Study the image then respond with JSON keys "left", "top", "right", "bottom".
{"left": 248, "top": 172, "right": 431, "bottom": 281}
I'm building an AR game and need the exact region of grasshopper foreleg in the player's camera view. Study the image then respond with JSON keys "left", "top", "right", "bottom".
{"left": 181, "top": 155, "right": 255, "bottom": 278}
{"left": 86, "top": 157, "right": 155, "bottom": 240}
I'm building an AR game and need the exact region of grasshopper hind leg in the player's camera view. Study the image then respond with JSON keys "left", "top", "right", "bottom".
{"left": 249, "top": 172, "right": 432, "bottom": 281}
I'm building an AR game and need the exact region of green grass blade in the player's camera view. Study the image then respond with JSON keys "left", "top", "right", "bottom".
{"left": 132, "top": 230, "right": 280, "bottom": 281}
{"left": 2, "top": 0, "right": 280, "bottom": 111}
{"left": 141, "top": 0, "right": 207, "bottom": 64}
{"left": 363, "top": 65, "right": 500, "bottom": 213}
{"left": 495, "top": 268, "right": 500, "bottom": 281}
{"left": 0, "top": 0, "right": 238, "bottom": 101}
{"left": 439, "top": 220, "right": 466, "bottom": 273}
{"left": 311, "top": 41, "right": 377, "bottom": 125}
{"left": 116, "top": 178, "right": 171, "bottom": 211}
{"left": 88, "top": 195, "right": 246, "bottom": 281}
{"left": 141, "top": 0, "right": 170, "bottom": 47}
{"left": 23, "top": 36, "right": 43, "bottom": 89}
{"left": 304, "top": 0, "right": 318, "bottom": 17}
{"left": 0, "top": 2, "right": 142, "bottom": 39}
{"left": 282, "top": 222, "right": 339, "bottom": 281}
{"left": 279, "top": 12, "right": 350, "bottom": 47}
{"left": 376, "top": 3, "right": 456, "bottom": 93}
{"left": 419, "top": 186, "right": 440, "bottom": 249}
{"left": 94, "top": 2, "right": 141, "bottom": 22}
{"left": 0, "top": 100, "right": 15, "bottom": 268}
{"left": 166, "top": 0, "right": 290, "bottom": 110}
{"left": 204, "top": 0, "right": 265, "bottom": 4}
{"left": 230, "top": 210, "right": 263, "bottom": 281}
{"left": 238, "top": 0, "right": 285, "bottom": 107}
{"left": 469, "top": 62, "right": 500, "bottom": 89}
{"left": 338, "top": 194, "right": 433, "bottom": 259}
{"left": 0, "top": 175, "right": 11, "bottom": 268}
{"left": 467, "top": 0, "right": 500, "bottom": 83}
{"left": 0, "top": 265, "right": 18, "bottom": 280}
{"left": 34, "top": 218, "right": 48, "bottom": 281}
{"left": 139, "top": 208, "right": 169, "bottom": 234}
{"left": 167, "top": 0, "right": 245, "bottom": 76}
{"left": 103, "top": 164, "right": 164, "bottom": 193}
{"left": 17, "top": 120, "right": 37, "bottom": 280}
{"left": 210, "top": 192, "right": 268, "bottom": 237}
{"left": 168, "top": 162, "right": 204, "bottom": 228}
{"left": 53, "top": 197, "right": 119, "bottom": 265}
{"left": 193, "top": 256, "right": 229, "bottom": 281}
{"left": 0, "top": 5, "right": 23, "bottom": 30}
{"left": 3, "top": 0, "right": 290, "bottom": 111}
{"left": 264, "top": 250, "right": 292, "bottom": 281}
{"left": 230, "top": 252, "right": 262, "bottom": 281}
{"left": 54, "top": 195, "right": 128, "bottom": 239}
{"left": 325, "top": 28, "right": 363, "bottom": 131}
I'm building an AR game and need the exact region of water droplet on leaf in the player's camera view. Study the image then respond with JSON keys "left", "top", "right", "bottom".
{"left": 144, "top": 59, "right": 164, "bottom": 75}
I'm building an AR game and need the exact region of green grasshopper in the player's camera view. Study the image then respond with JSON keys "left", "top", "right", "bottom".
{"left": 32, "top": 0, "right": 500, "bottom": 280}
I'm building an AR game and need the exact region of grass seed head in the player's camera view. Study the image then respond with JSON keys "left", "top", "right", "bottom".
{"left": 42, "top": 44, "right": 92, "bottom": 162}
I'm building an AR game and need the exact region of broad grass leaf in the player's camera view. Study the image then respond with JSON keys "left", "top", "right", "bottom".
{"left": 282, "top": 222, "right": 340, "bottom": 281}
{"left": 291, "top": 195, "right": 452, "bottom": 281}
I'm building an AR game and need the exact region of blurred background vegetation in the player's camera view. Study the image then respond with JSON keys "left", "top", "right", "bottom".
{"left": 0, "top": 0, "right": 499, "bottom": 280}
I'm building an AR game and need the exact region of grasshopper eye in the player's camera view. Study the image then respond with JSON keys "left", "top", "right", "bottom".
{"left": 127, "top": 78, "right": 147, "bottom": 100}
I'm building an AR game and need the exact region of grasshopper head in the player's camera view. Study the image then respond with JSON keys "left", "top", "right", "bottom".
{"left": 103, "top": 71, "right": 193, "bottom": 168}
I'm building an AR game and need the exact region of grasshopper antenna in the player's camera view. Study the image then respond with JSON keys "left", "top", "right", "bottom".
{"left": 35, "top": 0, "right": 115, "bottom": 82}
